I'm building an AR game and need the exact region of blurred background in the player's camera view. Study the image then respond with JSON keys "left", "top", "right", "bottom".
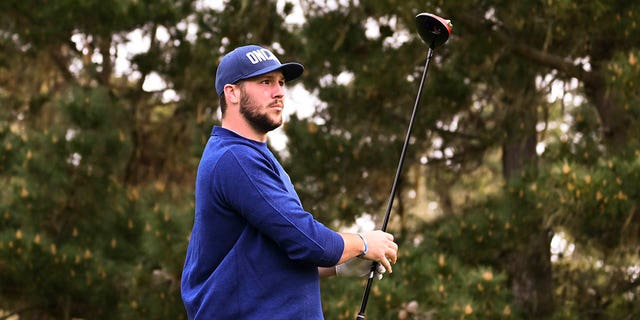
{"left": 1, "top": 0, "right": 639, "bottom": 319}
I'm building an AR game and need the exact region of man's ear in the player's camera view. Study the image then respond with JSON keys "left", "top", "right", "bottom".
{"left": 223, "top": 84, "right": 240, "bottom": 104}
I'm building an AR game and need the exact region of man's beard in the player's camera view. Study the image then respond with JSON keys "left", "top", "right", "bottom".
{"left": 239, "top": 91, "right": 282, "bottom": 133}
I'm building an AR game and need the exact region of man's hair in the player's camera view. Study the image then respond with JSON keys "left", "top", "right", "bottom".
{"left": 219, "top": 93, "right": 227, "bottom": 116}
{"left": 219, "top": 82, "right": 246, "bottom": 117}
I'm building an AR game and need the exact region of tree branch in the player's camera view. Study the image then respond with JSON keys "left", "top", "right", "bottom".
{"left": 49, "top": 45, "right": 75, "bottom": 83}
{"left": 456, "top": 12, "right": 589, "bottom": 81}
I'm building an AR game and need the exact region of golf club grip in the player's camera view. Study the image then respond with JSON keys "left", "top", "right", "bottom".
{"left": 355, "top": 47, "right": 434, "bottom": 320}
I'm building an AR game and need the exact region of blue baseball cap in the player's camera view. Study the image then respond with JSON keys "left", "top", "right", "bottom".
{"left": 215, "top": 45, "right": 304, "bottom": 96}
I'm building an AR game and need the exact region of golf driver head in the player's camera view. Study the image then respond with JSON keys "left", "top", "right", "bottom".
{"left": 415, "top": 13, "right": 452, "bottom": 48}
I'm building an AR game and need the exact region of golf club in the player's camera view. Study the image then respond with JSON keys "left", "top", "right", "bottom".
{"left": 355, "top": 13, "right": 452, "bottom": 320}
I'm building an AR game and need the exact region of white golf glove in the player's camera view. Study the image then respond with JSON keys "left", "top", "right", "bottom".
{"left": 336, "top": 258, "right": 386, "bottom": 280}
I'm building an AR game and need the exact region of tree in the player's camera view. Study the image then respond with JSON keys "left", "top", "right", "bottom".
{"left": 1, "top": 0, "right": 319, "bottom": 318}
{"left": 1, "top": 0, "right": 201, "bottom": 318}
{"left": 286, "top": 0, "right": 640, "bottom": 318}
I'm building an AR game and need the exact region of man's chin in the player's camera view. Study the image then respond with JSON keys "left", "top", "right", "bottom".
{"left": 255, "top": 121, "right": 282, "bottom": 133}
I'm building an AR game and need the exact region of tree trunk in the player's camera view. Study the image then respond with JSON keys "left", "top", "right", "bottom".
{"left": 502, "top": 130, "right": 537, "bottom": 181}
{"left": 501, "top": 87, "right": 555, "bottom": 318}
{"left": 582, "top": 66, "right": 631, "bottom": 154}
{"left": 507, "top": 229, "right": 555, "bottom": 319}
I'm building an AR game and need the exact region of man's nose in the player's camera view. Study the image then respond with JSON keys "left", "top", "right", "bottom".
{"left": 272, "top": 83, "right": 285, "bottom": 98}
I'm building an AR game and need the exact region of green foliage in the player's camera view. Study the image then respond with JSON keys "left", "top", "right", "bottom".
{"left": 0, "top": 84, "right": 191, "bottom": 318}
{"left": 513, "top": 155, "right": 640, "bottom": 254}
{"left": 303, "top": 1, "right": 640, "bottom": 318}
{"left": 322, "top": 227, "right": 517, "bottom": 319}
{"left": 506, "top": 154, "right": 640, "bottom": 318}
{"left": 435, "top": 204, "right": 521, "bottom": 267}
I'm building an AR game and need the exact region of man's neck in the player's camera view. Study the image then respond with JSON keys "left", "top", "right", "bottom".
{"left": 221, "top": 121, "right": 268, "bottom": 143}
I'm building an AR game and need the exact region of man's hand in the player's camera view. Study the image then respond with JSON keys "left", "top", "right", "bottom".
{"left": 359, "top": 230, "right": 398, "bottom": 274}
{"left": 338, "top": 230, "right": 398, "bottom": 273}
{"left": 336, "top": 258, "right": 386, "bottom": 280}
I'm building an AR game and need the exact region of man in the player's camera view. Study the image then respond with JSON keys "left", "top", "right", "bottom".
{"left": 181, "top": 44, "right": 398, "bottom": 319}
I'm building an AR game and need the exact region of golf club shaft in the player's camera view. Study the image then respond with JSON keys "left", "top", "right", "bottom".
{"left": 356, "top": 46, "right": 435, "bottom": 319}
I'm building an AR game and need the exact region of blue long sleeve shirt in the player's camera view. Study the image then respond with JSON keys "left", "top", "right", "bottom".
{"left": 181, "top": 126, "right": 344, "bottom": 319}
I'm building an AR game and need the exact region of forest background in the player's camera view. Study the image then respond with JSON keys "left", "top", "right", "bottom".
{"left": 1, "top": 0, "right": 639, "bottom": 319}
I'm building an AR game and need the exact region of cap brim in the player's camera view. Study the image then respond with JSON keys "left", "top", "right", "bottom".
{"left": 241, "top": 62, "right": 304, "bottom": 83}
